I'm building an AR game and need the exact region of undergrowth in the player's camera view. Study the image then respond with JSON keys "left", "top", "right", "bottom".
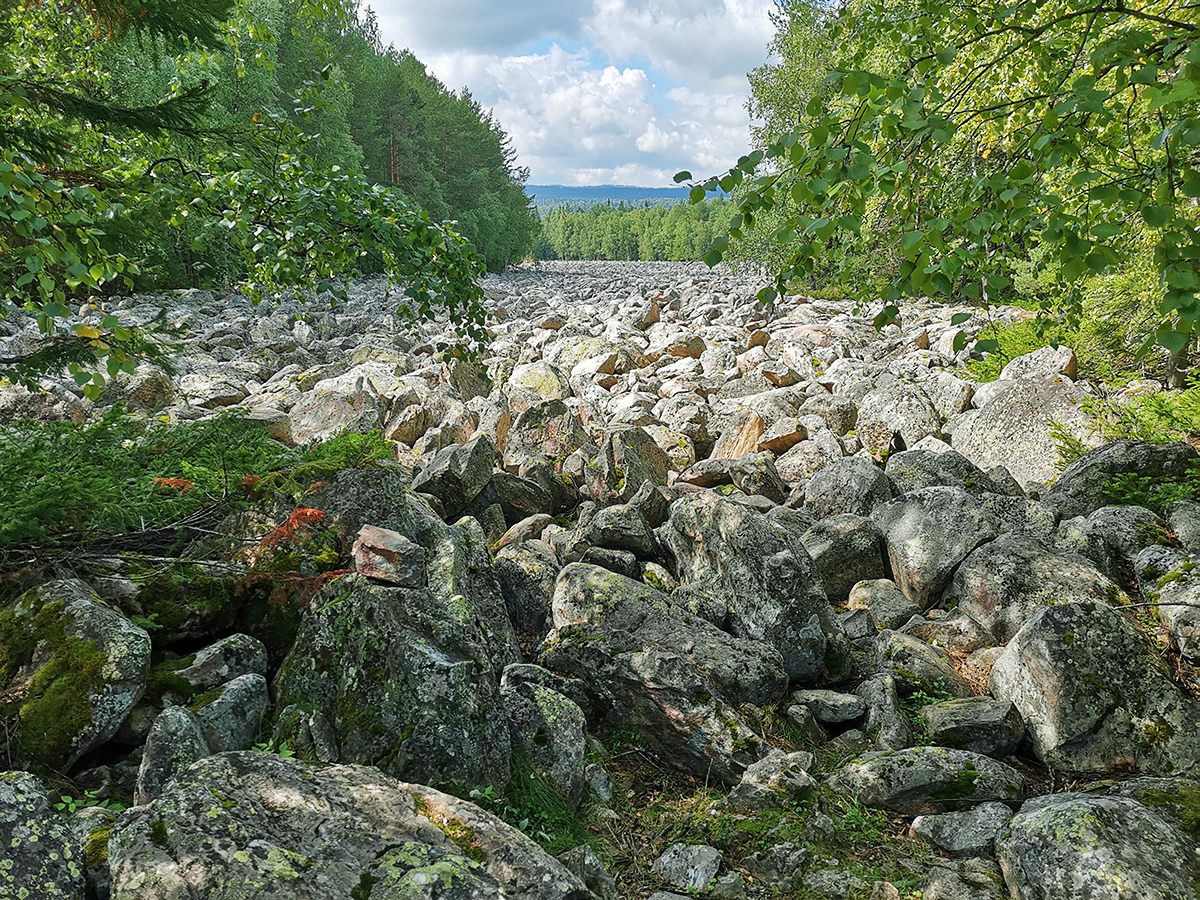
{"left": 468, "top": 752, "right": 591, "bottom": 857}
{"left": 0, "top": 409, "right": 393, "bottom": 549}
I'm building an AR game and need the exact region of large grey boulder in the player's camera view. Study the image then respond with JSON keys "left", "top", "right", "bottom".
{"left": 495, "top": 539, "right": 560, "bottom": 636}
{"left": 108, "top": 752, "right": 591, "bottom": 899}
{"left": 175, "top": 633, "right": 268, "bottom": 691}
{"left": 0, "top": 579, "right": 150, "bottom": 771}
{"left": 826, "top": 746, "right": 1025, "bottom": 815}
{"left": 0, "top": 771, "right": 85, "bottom": 899}
{"left": 661, "top": 492, "right": 852, "bottom": 683}
{"left": 1136, "top": 546, "right": 1200, "bottom": 660}
{"left": 410, "top": 433, "right": 496, "bottom": 518}
{"left": 947, "top": 376, "right": 1103, "bottom": 491}
{"left": 135, "top": 706, "right": 211, "bottom": 805}
{"left": 801, "top": 514, "right": 888, "bottom": 604}
{"left": 503, "top": 399, "right": 590, "bottom": 473}
{"left": 723, "top": 748, "right": 818, "bottom": 812}
{"left": 1169, "top": 499, "right": 1200, "bottom": 552}
{"left": 193, "top": 673, "right": 269, "bottom": 753}
{"left": 274, "top": 574, "right": 512, "bottom": 791}
{"left": 910, "top": 801, "right": 1014, "bottom": 858}
{"left": 540, "top": 564, "right": 780, "bottom": 785}
{"left": 989, "top": 601, "right": 1200, "bottom": 775}
{"left": 945, "top": 534, "right": 1125, "bottom": 642}
{"left": 996, "top": 794, "right": 1198, "bottom": 900}
{"left": 885, "top": 449, "right": 1005, "bottom": 497}
{"left": 501, "top": 678, "right": 587, "bottom": 808}
{"left": 587, "top": 426, "right": 671, "bottom": 504}
{"left": 856, "top": 380, "right": 942, "bottom": 454}
{"left": 871, "top": 487, "right": 1000, "bottom": 609}
{"left": 856, "top": 674, "right": 914, "bottom": 751}
{"left": 874, "top": 630, "right": 974, "bottom": 698}
{"left": 1041, "top": 440, "right": 1198, "bottom": 520}
{"left": 803, "top": 456, "right": 894, "bottom": 519}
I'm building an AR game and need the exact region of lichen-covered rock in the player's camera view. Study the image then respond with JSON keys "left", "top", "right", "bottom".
{"left": 501, "top": 680, "right": 586, "bottom": 808}
{"left": 723, "top": 749, "right": 818, "bottom": 812}
{"left": 495, "top": 540, "right": 560, "bottom": 637}
{"left": 874, "top": 630, "right": 974, "bottom": 699}
{"left": 827, "top": 747, "right": 1026, "bottom": 815}
{"left": 108, "top": 752, "right": 591, "bottom": 900}
{"left": 871, "top": 488, "right": 1000, "bottom": 609}
{"left": 0, "top": 770, "right": 85, "bottom": 898}
{"left": 989, "top": 601, "right": 1200, "bottom": 775}
{"left": 1169, "top": 499, "right": 1200, "bottom": 553}
{"left": 1136, "top": 546, "right": 1200, "bottom": 660}
{"left": 135, "top": 706, "right": 210, "bottom": 805}
{"left": 70, "top": 804, "right": 116, "bottom": 900}
{"left": 274, "top": 574, "right": 512, "bottom": 791}
{"left": 885, "top": 449, "right": 1004, "bottom": 497}
{"left": 410, "top": 433, "right": 496, "bottom": 519}
{"left": 540, "top": 564, "right": 779, "bottom": 784}
{"left": 802, "top": 456, "right": 894, "bottom": 520}
{"left": 587, "top": 426, "right": 670, "bottom": 504}
{"left": 193, "top": 673, "right": 269, "bottom": 753}
{"left": 995, "top": 794, "right": 1198, "bottom": 900}
{"left": 910, "top": 801, "right": 1013, "bottom": 858}
{"left": 802, "top": 514, "right": 888, "bottom": 604}
{"left": 661, "top": 492, "right": 851, "bottom": 683}
{"left": 920, "top": 698, "right": 1025, "bottom": 759}
{"left": 651, "top": 844, "right": 723, "bottom": 893}
{"left": 856, "top": 674, "right": 913, "bottom": 751}
{"left": 350, "top": 523, "right": 427, "bottom": 586}
{"left": 945, "top": 534, "right": 1124, "bottom": 642}
{"left": 848, "top": 579, "right": 922, "bottom": 631}
{"left": 0, "top": 579, "right": 150, "bottom": 770}
{"left": 857, "top": 380, "right": 942, "bottom": 454}
{"left": 557, "top": 845, "right": 619, "bottom": 900}
{"left": 1041, "top": 440, "right": 1199, "bottom": 521}
{"left": 946, "top": 376, "right": 1102, "bottom": 491}
{"left": 175, "top": 633, "right": 268, "bottom": 691}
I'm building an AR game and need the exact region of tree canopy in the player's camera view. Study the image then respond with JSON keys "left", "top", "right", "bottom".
{"left": 1, "top": 0, "right": 536, "bottom": 395}
{"left": 682, "top": 0, "right": 1200, "bottom": 375}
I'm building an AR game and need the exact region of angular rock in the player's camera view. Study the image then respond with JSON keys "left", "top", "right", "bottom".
{"left": 910, "top": 801, "right": 1013, "bottom": 858}
{"left": 802, "top": 514, "right": 888, "bottom": 604}
{"left": 871, "top": 487, "right": 1000, "bottom": 609}
{"left": 557, "top": 846, "right": 619, "bottom": 900}
{"left": 275, "top": 573, "right": 512, "bottom": 791}
{"left": 996, "top": 794, "right": 1198, "bottom": 900}
{"left": 945, "top": 533, "right": 1124, "bottom": 642}
{"left": 351, "top": 523, "right": 427, "bottom": 586}
{"left": 920, "top": 698, "right": 1025, "bottom": 758}
{"left": 495, "top": 540, "right": 559, "bottom": 636}
{"left": 502, "top": 680, "right": 586, "bottom": 808}
{"left": 175, "top": 633, "right": 268, "bottom": 691}
{"left": 109, "top": 752, "right": 591, "bottom": 899}
{"left": 588, "top": 426, "right": 670, "bottom": 504}
{"left": 652, "top": 843, "right": 722, "bottom": 892}
{"left": 848, "top": 579, "right": 922, "bottom": 631}
{"left": 803, "top": 456, "right": 894, "bottom": 520}
{"left": 135, "top": 706, "right": 210, "bottom": 805}
{"left": 790, "top": 689, "right": 867, "bottom": 726}
{"left": 193, "top": 673, "right": 269, "bottom": 753}
{"left": 1136, "top": 546, "right": 1200, "bottom": 660}
{"left": 1041, "top": 439, "right": 1199, "bottom": 520}
{"left": 875, "top": 630, "right": 974, "bottom": 698}
{"left": 661, "top": 492, "right": 851, "bottom": 683}
{"left": 827, "top": 747, "right": 1025, "bottom": 815}
{"left": 410, "top": 433, "right": 496, "bottom": 519}
{"left": 857, "top": 674, "right": 913, "bottom": 751}
{"left": 1169, "top": 499, "right": 1200, "bottom": 553}
{"left": 989, "top": 600, "right": 1200, "bottom": 775}
{"left": 724, "top": 749, "right": 818, "bottom": 812}
{"left": 886, "top": 450, "right": 1001, "bottom": 497}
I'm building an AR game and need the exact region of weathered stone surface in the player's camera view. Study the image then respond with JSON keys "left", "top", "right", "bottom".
{"left": 135, "top": 706, "right": 210, "bottom": 805}
{"left": 652, "top": 844, "right": 723, "bottom": 892}
{"left": 193, "top": 673, "right": 269, "bottom": 753}
{"left": 288, "top": 388, "right": 383, "bottom": 444}
{"left": 495, "top": 540, "right": 559, "bottom": 636}
{"left": 109, "top": 752, "right": 591, "bottom": 899}
{"left": 802, "top": 514, "right": 888, "bottom": 604}
{"left": 874, "top": 630, "right": 974, "bottom": 698}
{"left": 886, "top": 450, "right": 1003, "bottom": 497}
{"left": 0, "top": 770, "right": 85, "bottom": 899}
{"left": 724, "top": 748, "right": 817, "bottom": 812}
{"left": 996, "top": 794, "right": 1198, "bottom": 900}
{"left": 803, "top": 456, "right": 894, "bottom": 520}
{"left": 0, "top": 579, "right": 150, "bottom": 770}
{"left": 410, "top": 433, "right": 496, "bottom": 518}
{"left": 175, "top": 633, "right": 268, "bottom": 691}
{"left": 910, "top": 802, "right": 1013, "bottom": 858}
{"left": 920, "top": 698, "right": 1025, "bottom": 759}
{"left": 1169, "top": 499, "right": 1200, "bottom": 553}
{"left": 588, "top": 426, "right": 671, "bottom": 504}
{"left": 275, "top": 574, "right": 513, "bottom": 791}
{"left": 1136, "top": 546, "right": 1200, "bottom": 660}
{"left": 540, "top": 564, "right": 780, "bottom": 784}
{"left": 989, "top": 601, "right": 1200, "bottom": 775}
{"left": 827, "top": 747, "right": 1026, "bottom": 815}
{"left": 1041, "top": 439, "right": 1199, "bottom": 520}
{"left": 503, "top": 399, "right": 590, "bottom": 472}
{"left": 661, "top": 491, "right": 851, "bottom": 683}
{"left": 790, "top": 689, "right": 866, "bottom": 725}
{"left": 856, "top": 674, "right": 913, "bottom": 751}
{"left": 848, "top": 579, "right": 922, "bottom": 631}
{"left": 857, "top": 380, "right": 942, "bottom": 454}
{"left": 1000, "top": 345, "right": 1077, "bottom": 381}
{"left": 947, "top": 376, "right": 1102, "bottom": 491}
{"left": 871, "top": 488, "right": 1001, "bottom": 609}
{"left": 502, "top": 679, "right": 586, "bottom": 808}
{"left": 946, "top": 534, "right": 1124, "bottom": 642}
{"left": 557, "top": 846, "right": 619, "bottom": 900}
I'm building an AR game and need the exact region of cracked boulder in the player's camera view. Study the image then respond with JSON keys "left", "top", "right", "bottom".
{"left": 108, "top": 752, "right": 591, "bottom": 899}
{"left": 661, "top": 492, "right": 851, "bottom": 683}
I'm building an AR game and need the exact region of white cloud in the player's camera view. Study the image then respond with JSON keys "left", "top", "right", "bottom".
{"left": 369, "top": 0, "right": 778, "bottom": 185}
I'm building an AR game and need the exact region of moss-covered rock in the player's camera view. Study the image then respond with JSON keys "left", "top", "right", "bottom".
{"left": 274, "top": 574, "right": 512, "bottom": 792}
{"left": 0, "top": 579, "right": 150, "bottom": 770}
{"left": 107, "top": 752, "right": 590, "bottom": 900}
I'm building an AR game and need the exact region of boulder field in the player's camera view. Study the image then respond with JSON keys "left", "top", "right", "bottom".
{"left": 1, "top": 260, "right": 1199, "bottom": 900}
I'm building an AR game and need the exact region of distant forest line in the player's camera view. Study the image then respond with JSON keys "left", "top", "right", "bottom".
{"left": 535, "top": 200, "right": 735, "bottom": 262}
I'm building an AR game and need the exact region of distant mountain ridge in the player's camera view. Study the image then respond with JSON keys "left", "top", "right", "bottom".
{"left": 527, "top": 183, "right": 728, "bottom": 212}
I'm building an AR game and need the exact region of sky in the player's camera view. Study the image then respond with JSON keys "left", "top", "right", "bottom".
{"left": 367, "top": 0, "right": 779, "bottom": 187}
